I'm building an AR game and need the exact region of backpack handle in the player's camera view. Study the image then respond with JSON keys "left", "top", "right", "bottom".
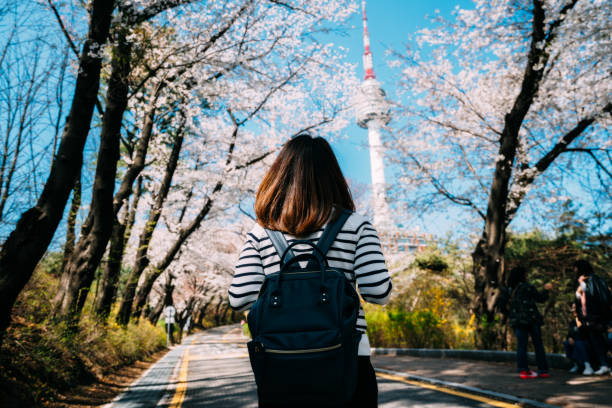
{"left": 270, "top": 249, "right": 329, "bottom": 308}
{"left": 279, "top": 240, "right": 327, "bottom": 268}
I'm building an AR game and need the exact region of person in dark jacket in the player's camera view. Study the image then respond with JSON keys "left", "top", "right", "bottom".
{"left": 508, "top": 266, "right": 552, "bottom": 379}
{"left": 573, "top": 259, "right": 611, "bottom": 375}
{"left": 563, "top": 303, "right": 593, "bottom": 374}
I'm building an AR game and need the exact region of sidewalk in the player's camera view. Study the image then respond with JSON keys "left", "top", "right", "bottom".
{"left": 371, "top": 352, "right": 611, "bottom": 408}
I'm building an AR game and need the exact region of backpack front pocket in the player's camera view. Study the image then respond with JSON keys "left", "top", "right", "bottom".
{"left": 249, "top": 340, "right": 347, "bottom": 406}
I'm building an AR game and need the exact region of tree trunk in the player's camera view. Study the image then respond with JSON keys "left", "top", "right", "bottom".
{"left": 214, "top": 297, "right": 224, "bottom": 326}
{"left": 112, "top": 87, "right": 161, "bottom": 215}
{"left": 94, "top": 217, "right": 126, "bottom": 319}
{"left": 147, "top": 297, "right": 165, "bottom": 325}
{"left": 176, "top": 297, "right": 195, "bottom": 342}
{"left": 0, "top": 0, "right": 114, "bottom": 342}
{"left": 117, "top": 129, "right": 185, "bottom": 325}
{"left": 220, "top": 302, "right": 230, "bottom": 324}
{"left": 131, "top": 187, "right": 220, "bottom": 319}
{"left": 94, "top": 176, "right": 143, "bottom": 318}
{"left": 196, "top": 299, "right": 212, "bottom": 327}
{"left": 53, "top": 28, "right": 132, "bottom": 321}
{"left": 61, "top": 177, "right": 81, "bottom": 273}
{"left": 471, "top": 0, "right": 551, "bottom": 348}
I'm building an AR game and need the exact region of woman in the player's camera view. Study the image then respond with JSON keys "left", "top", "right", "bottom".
{"left": 507, "top": 266, "right": 552, "bottom": 379}
{"left": 228, "top": 134, "right": 392, "bottom": 407}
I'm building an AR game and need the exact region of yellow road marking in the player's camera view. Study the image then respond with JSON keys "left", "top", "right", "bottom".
{"left": 376, "top": 372, "right": 521, "bottom": 408}
{"left": 169, "top": 348, "right": 190, "bottom": 408}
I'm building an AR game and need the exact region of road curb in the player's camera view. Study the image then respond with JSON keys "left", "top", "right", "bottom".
{"left": 375, "top": 367, "right": 559, "bottom": 408}
{"left": 371, "top": 348, "right": 572, "bottom": 369}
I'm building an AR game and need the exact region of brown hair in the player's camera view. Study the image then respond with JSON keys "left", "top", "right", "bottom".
{"left": 255, "top": 134, "right": 355, "bottom": 236}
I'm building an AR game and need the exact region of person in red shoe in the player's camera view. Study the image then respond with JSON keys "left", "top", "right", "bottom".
{"left": 507, "top": 266, "right": 552, "bottom": 379}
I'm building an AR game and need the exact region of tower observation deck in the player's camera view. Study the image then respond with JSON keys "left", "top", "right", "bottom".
{"left": 355, "top": 0, "right": 392, "bottom": 231}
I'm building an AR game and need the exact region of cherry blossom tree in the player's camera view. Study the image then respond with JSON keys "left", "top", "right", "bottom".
{"left": 0, "top": 0, "right": 115, "bottom": 342}
{"left": 389, "top": 0, "right": 611, "bottom": 346}
{"left": 0, "top": 0, "right": 358, "bottom": 337}
{"left": 116, "top": 0, "right": 358, "bottom": 322}
{"left": 52, "top": 0, "right": 215, "bottom": 322}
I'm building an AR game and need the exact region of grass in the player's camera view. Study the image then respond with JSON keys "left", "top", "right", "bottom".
{"left": 0, "top": 265, "right": 166, "bottom": 407}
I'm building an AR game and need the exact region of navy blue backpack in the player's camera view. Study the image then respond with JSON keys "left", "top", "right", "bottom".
{"left": 247, "top": 209, "right": 361, "bottom": 406}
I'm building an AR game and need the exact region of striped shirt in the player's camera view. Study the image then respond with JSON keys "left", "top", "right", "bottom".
{"left": 228, "top": 211, "right": 392, "bottom": 355}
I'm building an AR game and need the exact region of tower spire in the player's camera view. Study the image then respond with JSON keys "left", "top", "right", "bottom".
{"left": 362, "top": 0, "right": 376, "bottom": 80}
{"left": 355, "top": 0, "right": 392, "bottom": 231}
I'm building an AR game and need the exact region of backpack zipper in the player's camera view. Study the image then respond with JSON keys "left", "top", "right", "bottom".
{"left": 265, "top": 343, "right": 341, "bottom": 354}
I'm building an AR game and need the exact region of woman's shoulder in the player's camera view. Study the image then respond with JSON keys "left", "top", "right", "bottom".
{"left": 342, "top": 211, "right": 373, "bottom": 233}
{"left": 246, "top": 222, "right": 268, "bottom": 243}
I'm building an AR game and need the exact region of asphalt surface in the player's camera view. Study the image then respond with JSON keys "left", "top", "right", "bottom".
{"left": 372, "top": 353, "right": 611, "bottom": 408}
{"left": 106, "top": 325, "right": 523, "bottom": 408}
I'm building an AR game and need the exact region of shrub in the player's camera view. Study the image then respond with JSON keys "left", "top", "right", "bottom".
{"left": 0, "top": 263, "right": 166, "bottom": 406}
{"left": 364, "top": 302, "right": 476, "bottom": 349}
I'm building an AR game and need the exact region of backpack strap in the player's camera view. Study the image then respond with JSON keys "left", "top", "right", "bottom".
{"left": 307, "top": 208, "right": 351, "bottom": 268}
{"left": 265, "top": 229, "right": 296, "bottom": 266}
{"left": 265, "top": 208, "right": 351, "bottom": 269}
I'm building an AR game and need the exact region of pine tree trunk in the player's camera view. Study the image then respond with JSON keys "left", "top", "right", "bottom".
{"left": 0, "top": 0, "right": 114, "bottom": 342}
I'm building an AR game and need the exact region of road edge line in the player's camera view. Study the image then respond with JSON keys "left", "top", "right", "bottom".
{"left": 101, "top": 347, "right": 175, "bottom": 408}
{"left": 375, "top": 368, "right": 559, "bottom": 408}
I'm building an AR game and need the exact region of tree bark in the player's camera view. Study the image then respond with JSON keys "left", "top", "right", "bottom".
{"left": 196, "top": 299, "right": 213, "bottom": 326}
{"left": 94, "top": 217, "right": 126, "bottom": 318}
{"left": 112, "top": 86, "right": 161, "bottom": 215}
{"left": 53, "top": 27, "right": 132, "bottom": 321}
{"left": 146, "top": 297, "right": 165, "bottom": 325}
{"left": 0, "top": 0, "right": 114, "bottom": 342}
{"left": 131, "top": 186, "right": 220, "bottom": 319}
{"left": 214, "top": 297, "right": 226, "bottom": 326}
{"left": 176, "top": 296, "right": 195, "bottom": 341}
{"left": 61, "top": 177, "right": 81, "bottom": 273}
{"left": 95, "top": 176, "right": 143, "bottom": 318}
{"left": 117, "top": 128, "right": 185, "bottom": 325}
{"left": 471, "top": 0, "right": 580, "bottom": 348}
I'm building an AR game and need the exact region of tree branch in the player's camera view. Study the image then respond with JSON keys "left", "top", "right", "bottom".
{"left": 46, "top": 0, "right": 105, "bottom": 116}
{"left": 563, "top": 148, "right": 612, "bottom": 180}
{"left": 267, "top": 0, "right": 316, "bottom": 17}
{"left": 123, "top": 0, "right": 197, "bottom": 25}
{"left": 408, "top": 153, "right": 486, "bottom": 220}
{"left": 505, "top": 102, "right": 612, "bottom": 223}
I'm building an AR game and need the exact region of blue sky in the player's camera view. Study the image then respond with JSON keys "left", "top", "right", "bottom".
{"left": 328, "top": 0, "right": 474, "bottom": 236}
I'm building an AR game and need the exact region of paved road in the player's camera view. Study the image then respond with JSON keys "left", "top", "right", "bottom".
{"left": 107, "top": 325, "right": 507, "bottom": 408}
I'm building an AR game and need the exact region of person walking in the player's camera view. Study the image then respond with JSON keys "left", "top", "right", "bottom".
{"left": 507, "top": 266, "right": 552, "bottom": 379}
{"left": 573, "top": 259, "right": 611, "bottom": 375}
{"left": 563, "top": 303, "right": 594, "bottom": 374}
{"left": 228, "top": 134, "right": 392, "bottom": 407}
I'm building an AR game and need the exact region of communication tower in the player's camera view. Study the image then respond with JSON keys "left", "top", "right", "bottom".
{"left": 354, "top": 0, "right": 392, "bottom": 231}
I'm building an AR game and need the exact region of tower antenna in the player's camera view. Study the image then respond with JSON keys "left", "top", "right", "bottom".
{"left": 362, "top": 0, "right": 376, "bottom": 80}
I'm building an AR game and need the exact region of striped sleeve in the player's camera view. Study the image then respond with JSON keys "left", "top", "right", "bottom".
{"left": 354, "top": 220, "right": 392, "bottom": 304}
{"left": 228, "top": 238, "right": 264, "bottom": 312}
